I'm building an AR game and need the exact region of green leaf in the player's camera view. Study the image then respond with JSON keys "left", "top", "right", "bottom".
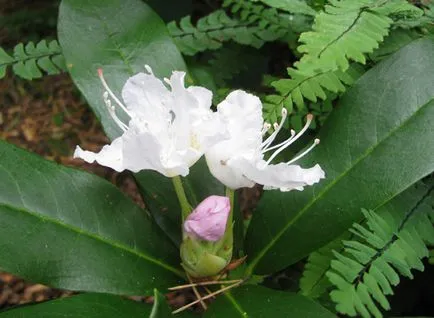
{"left": 0, "top": 294, "right": 153, "bottom": 317}
{"left": 0, "top": 40, "right": 64, "bottom": 80}
{"left": 150, "top": 289, "right": 172, "bottom": 318}
{"left": 58, "top": 0, "right": 187, "bottom": 139}
{"left": 204, "top": 285, "right": 336, "bottom": 317}
{"left": 58, "top": 0, "right": 234, "bottom": 254}
{"left": 0, "top": 140, "right": 183, "bottom": 294}
{"left": 245, "top": 37, "right": 434, "bottom": 275}
{"left": 299, "top": 181, "right": 431, "bottom": 300}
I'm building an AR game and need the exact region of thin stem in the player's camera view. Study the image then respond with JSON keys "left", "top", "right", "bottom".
{"left": 172, "top": 280, "right": 244, "bottom": 314}
{"left": 225, "top": 187, "right": 235, "bottom": 230}
{"left": 168, "top": 279, "right": 242, "bottom": 291}
{"left": 172, "top": 176, "right": 193, "bottom": 221}
{"left": 187, "top": 274, "right": 207, "bottom": 310}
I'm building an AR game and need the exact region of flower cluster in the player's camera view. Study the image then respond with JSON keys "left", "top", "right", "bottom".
{"left": 74, "top": 66, "right": 325, "bottom": 191}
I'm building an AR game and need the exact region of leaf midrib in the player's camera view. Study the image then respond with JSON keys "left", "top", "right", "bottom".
{"left": 0, "top": 202, "right": 184, "bottom": 278}
{"left": 246, "top": 97, "right": 433, "bottom": 274}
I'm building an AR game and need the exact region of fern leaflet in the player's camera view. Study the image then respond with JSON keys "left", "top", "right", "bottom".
{"left": 250, "top": 0, "right": 316, "bottom": 16}
{"left": 296, "top": 0, "right": 423, "bottom": 74}
{"left": 0, "top": 40, "right": 66, "bottom": 80}
{"left": 223, "top": 0, "right": 312, "bottom": 33}
{"left": 300, "top": 181, "right": 434, "bottom": 303}
{"left": 327, "top": 185, "right": 434, "bottom": 318}
{"left": 263, "top": 0, "right": 422, "bottom": 125}
{"left": 168, "top": 10, "right": 283, "bottom": 55}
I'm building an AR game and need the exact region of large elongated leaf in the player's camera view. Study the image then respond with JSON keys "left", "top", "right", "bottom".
{"left": 58, "top": 0, "right": 231, "bottom": 251}
{"left": 245, "top": 37, "right": 434, "bottom": 275}
{"left": 0, "top": 140, "right": 183, "bottom": 294}
{"left": 204, "top": 285, "right": 336, "bottom": 317}
{"left": 0, "top": 294, "right": 153, "bottom": 317}
{"left": 58, "top": 0, "right": 187, "bottom": 139}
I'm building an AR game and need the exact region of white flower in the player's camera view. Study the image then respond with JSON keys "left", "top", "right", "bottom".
{"left": 205, "top": 90, "right": 325, "bottom": 191}
{"left": 74, "top": 66, "right": 226, "bottom": 177}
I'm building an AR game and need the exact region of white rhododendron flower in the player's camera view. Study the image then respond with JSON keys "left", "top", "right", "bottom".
{"left": 205, "top": 90, "right": 325, "bottom": 191}
{"left": 74, "top": 66, "right": 226, "bottom": 177}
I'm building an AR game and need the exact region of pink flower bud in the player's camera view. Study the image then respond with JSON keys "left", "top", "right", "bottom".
{"left": 183, "top": 195, "right": 230, "bottom": 241}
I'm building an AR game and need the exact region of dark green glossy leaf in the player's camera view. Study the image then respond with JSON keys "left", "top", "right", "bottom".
{"left": 245, "top": 37, "right": 434, "bottom": 275}
{"left": 0, "top": 294, "right": 152, "bottom": 317}
{"left": 58, "top": 0, "right": 187, "bottom": 139}
{"left": 150, "top": 289, "right": 173, "bottom": 317}
{"left": 204, "top": 285, "right": 336, "bottom": 317}
{"left": 0, "top": 140, "right": 183, "bottom": 294}
{"left": 57, "top": 0, "right": 233, "bottom": 252}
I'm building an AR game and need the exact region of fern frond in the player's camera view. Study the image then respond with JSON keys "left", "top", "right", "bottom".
{"left": 0, "top": 40, "right": 66, "bottom": 80}
{"left": 327, "top": 185, "right": 434, "bottom": 318}
{"left": 223, "top": 0, "right": 312, "bottom": 33}
{"left": 300, "top": 236, "right": 348, "bottom": 298}
{"left": 251, "top": 0, "right": 316, "bottom": 16}
{"left": 300, "top": 182, "right": 434, "bottom": 302}
{"left": 368, "top": 28, "right": 420, "bottom": 62}
{"left": 296, "top": 0, "right": 423, "bottom": 74}
{"left": 263, "top": 64, "right": 363, "bottom": 125}
{"left": 167, "top": 10, "right": 285, "bottom": 55}
{"left": 262, "top": 0, "right": 421, "bottom": 124}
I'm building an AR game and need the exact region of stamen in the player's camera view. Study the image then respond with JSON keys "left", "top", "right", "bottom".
{"left": 260, "top": 108, "right": 287, "bottom": 150}
{"left": 97, "top": 68, "right": 132, "bottom": 118}
{"left": 261, "top": 123, "right": 271, "bottom": 136}
{"left": 144, "top": 64, "right": 153, "bottom": 75}
{"left": 103, "top": 92, "right": 128, "bottom": 132}
{"left": 263, "top": 129, "right": 296, "bottom": 153}
{"left": 264, "top": 114, "right": 313, "bottom": 166}
{"left": 287, "top": 138, "right": 320, "bottom": 165}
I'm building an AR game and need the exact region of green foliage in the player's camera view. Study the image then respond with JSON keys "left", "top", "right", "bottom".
{"left": 223, "top": 0, "right": 312, "bottom": 33}
{"left": 0, "top": 40, "right": 65, "bottom": 80}
{"left": 327, "top": 186, "right": 434, "bottom": 318}
{"left": 0, "top": 140, "right": 182, "bottom": 295}
{"left": 300, "top": 235, "right": 347, "bottom": 299}
{"left": 204, "top": 285, "right": 336, "bottom": 317}
{"left": 264, "top": 64, "right": 363, "bottom": 125}
{"left": 168, "top": 1, "right": 312, "bottom": 56}
{"left": 244, "top": 37, "right": 434, "bottom": 276}
{"left": 251, "top": 0, "right": 316, "bottom": 16}
{"left": 0, "top": 294, "right": 154, "bottom": 317}
{"left": 168, "top": 10, "right": 282, "bottom": 55}
{"left": 264, "top": 0, "right": 422, "bottom": 124}
{"left": 368, "top": 28, "right": 420, "bottom": 62}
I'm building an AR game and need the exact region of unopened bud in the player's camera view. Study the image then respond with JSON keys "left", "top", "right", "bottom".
{"left": 180, "top": 195, "right": 233, "bottom": 278}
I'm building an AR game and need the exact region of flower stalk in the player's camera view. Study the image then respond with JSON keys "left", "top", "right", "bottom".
{"left": 172, "top": 176, "right": 193, "bottom": 221}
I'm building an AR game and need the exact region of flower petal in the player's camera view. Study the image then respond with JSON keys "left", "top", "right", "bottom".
{"left": 73, "top": 137, "right": 124, "bottom": 172}
{"left": 121, "top": 72, "right": 169, "bottom": 122}
{"left": 205, "top": 150, "right": 255, "bottom": 189}
{"left": 233, "top": 159, "right": 325, "bottom": 191}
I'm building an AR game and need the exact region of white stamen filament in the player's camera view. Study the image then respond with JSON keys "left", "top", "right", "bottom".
{"left": 286, "top": 138, "right": 320, "bottom": 165}
{"left": 263, "top": 129, "right": 296, "bottom": 153}
{"left": 260, "top": 108, "right": 287, "bottom": 150}
{"left": 264, "top": 114, "right": 314, "bottom": 166}
{"left": 98, "top": 69, "right": 132, "bottom": 118}
{"left": 103, "top": 92, "right": 128, "bottom": 132}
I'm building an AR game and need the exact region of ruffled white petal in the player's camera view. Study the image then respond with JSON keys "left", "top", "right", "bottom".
{"left": 73, "top": 137, "right": 124, "bottom": 172}
{"left": 121, "top": 72, "right": 169, "bottom": 120}
{"left": 234, "top": 159, "right": 325, "bottom": 191}
{"left": 205, "top": 150, "right": 255, "bottom": 189}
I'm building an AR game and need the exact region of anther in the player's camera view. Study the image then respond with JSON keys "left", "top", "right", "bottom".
{"left": 261, "top": 108, "right": 288, "bottom": 150}
{"left": 144, "top": 64, "right": 153, "bottom": 74}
